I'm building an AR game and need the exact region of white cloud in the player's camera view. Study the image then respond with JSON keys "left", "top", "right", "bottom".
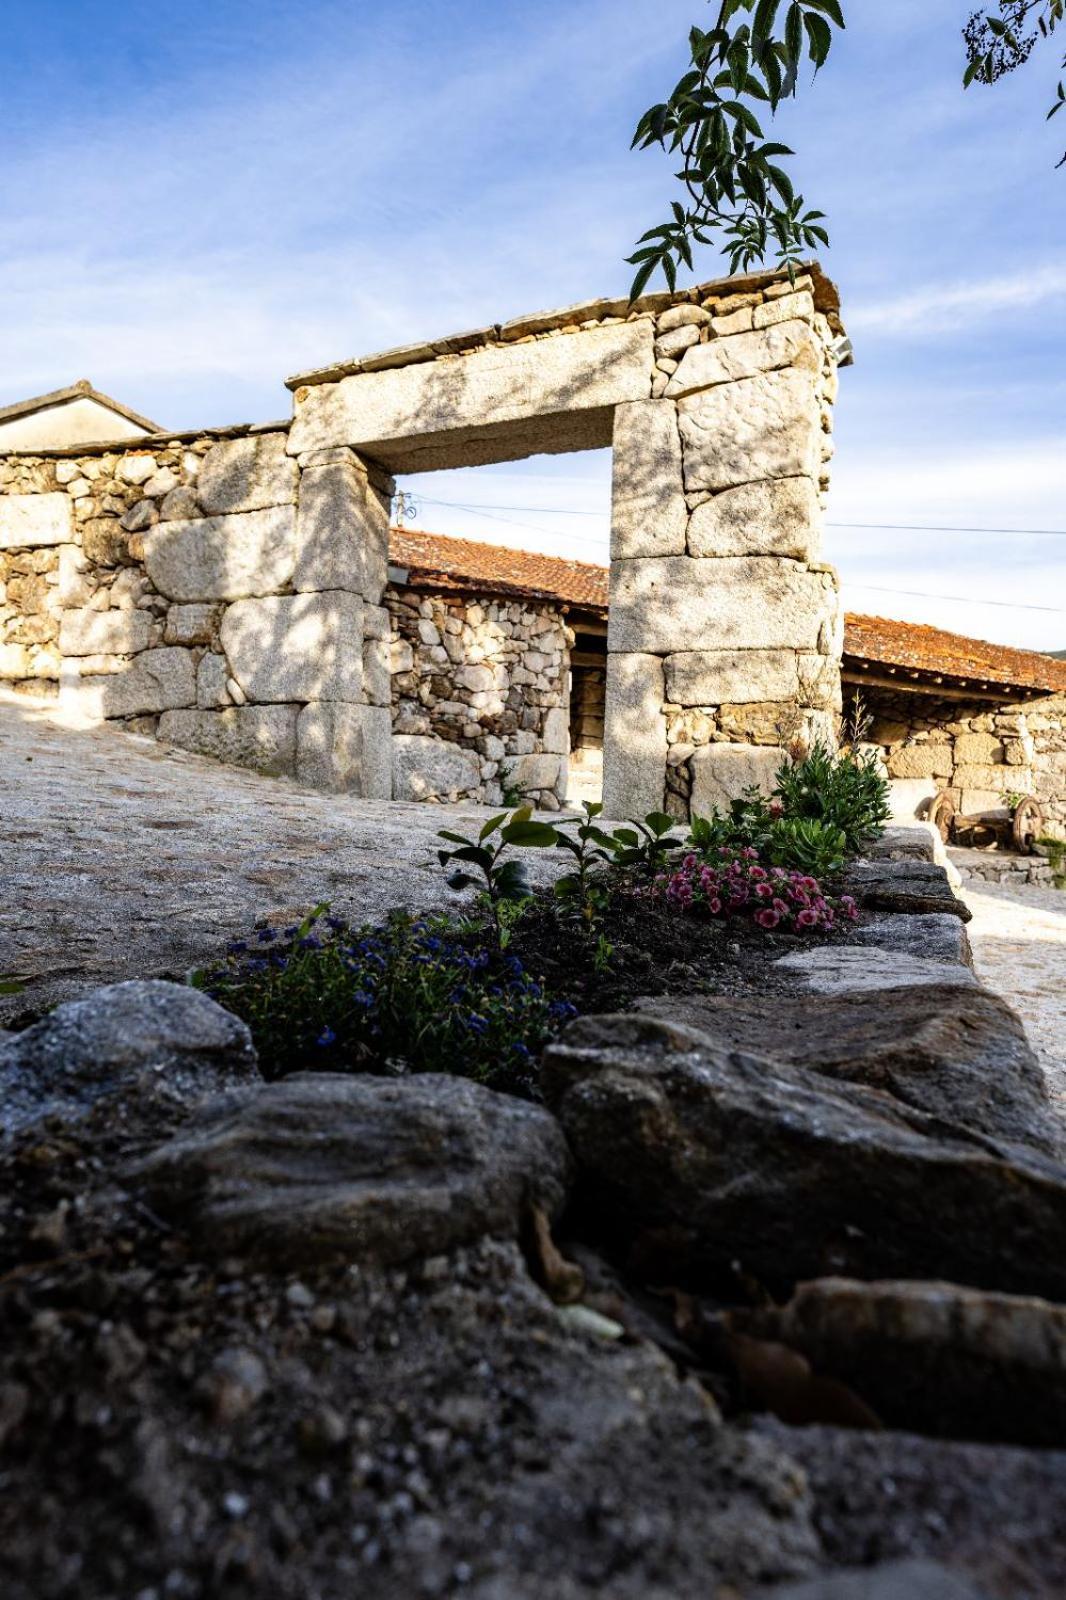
{"left": 848, "top": 264, "right": 1066, "bottom": 336}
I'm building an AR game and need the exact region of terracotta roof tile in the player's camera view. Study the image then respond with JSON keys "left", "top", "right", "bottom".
{"left": 386, "top": 528, "right": 1066, "bottom": 697}
{"left": 843, "top": 612, "right": 1066, "bottom": 696}
{"left": 388, "top": 526, "right": 609, "bottom": 610}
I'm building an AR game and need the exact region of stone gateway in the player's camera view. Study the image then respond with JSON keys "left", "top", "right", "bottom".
{"left": 0, "top": 264, "right": 846, "bottom": 813}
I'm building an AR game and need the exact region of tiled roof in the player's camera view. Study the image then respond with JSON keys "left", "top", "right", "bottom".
{"left": 386, "top": 527, "right": 1066, "bottom": 696}
{"left": 843, "top": 613, "right": 1066, "bottom": 696}
{"left": 388, "top": 526, "right": 609, "bottom": 610}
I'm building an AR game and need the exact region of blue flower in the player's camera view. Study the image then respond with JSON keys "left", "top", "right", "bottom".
{"left": 549, "top": 1000, "right": 577, "bottom": 1021}
{"left": 227, "top": 940, "right": 248, "bottom": 955}
{"left": 247, "top": 958, "right": 267, "bottom": 974}
{"left": 256, "top": 927, "right": 277, "bottom": 943}
{"left": 465, "top": 1014, "right": 488, "bottom": 1035}
{"left": 315, "top": 1026, "right": 337, "bottom": 1047}
{"left": 300, "top": 934, "right": 322, "bottom": 951}
{"left": 354, "top": 990, "right": 375, "bottom": 1008}
{"left": 283, "top": 926, "right": 299, "bottom": 939}
{"left": 325, "top": 915, "right": 346, "bottom": 932}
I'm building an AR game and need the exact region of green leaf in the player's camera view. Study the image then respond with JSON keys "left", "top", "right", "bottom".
{"left": 785, "top": 2, "right": 803, "bottom": 67}
{"left": 803, "top": 12, "right": 832, "bottom": 67}
{"left": 628, "top": 254, "right": 659, "bottom": 302}
{"left": 501, "top": 819, "right": 561, "bottom": 848}
{"left": 643, "top": 811, "right": 677, "bottom": 838}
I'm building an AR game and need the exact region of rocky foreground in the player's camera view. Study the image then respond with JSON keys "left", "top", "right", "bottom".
{"left": 3, "top": 841, "right": 1066, "bottom": 1598}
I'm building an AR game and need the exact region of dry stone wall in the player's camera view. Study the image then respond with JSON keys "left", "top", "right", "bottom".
{"left": 0, "top": 430, "right": 395, "bottom": 794}
{"left": 853, "top": 686, "right": 1066, "bottom": 839}
{"left": 386, "top": 585, "right": 571, "bottom": 808}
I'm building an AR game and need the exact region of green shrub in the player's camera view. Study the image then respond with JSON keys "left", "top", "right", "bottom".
{"left": 772, "top": 740, "right": 890, "bottom": 852}
{"left": 191, "top": 906, "right": 575, "bottom": 1099}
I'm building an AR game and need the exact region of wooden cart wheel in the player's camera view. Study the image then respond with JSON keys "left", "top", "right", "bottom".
{"left": 1012, "top": 797, "right": 1044, "bottom": 855}
{"left": 929, "top": 792, "right": 956, "bottom": 844}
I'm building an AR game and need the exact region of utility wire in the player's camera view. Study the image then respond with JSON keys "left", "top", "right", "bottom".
{"left": 398, "top": 496, "right": 1066, "bottom": 615}
{"left": 845, "top": 583, "right": 1066, "bottom": 615}
{"left": 413, "top": 494, "right": 1066, "bottom": 540}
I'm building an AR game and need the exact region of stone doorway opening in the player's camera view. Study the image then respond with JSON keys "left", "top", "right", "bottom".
{"left": 387, "top": 450, "right": 611, "bottom": 812}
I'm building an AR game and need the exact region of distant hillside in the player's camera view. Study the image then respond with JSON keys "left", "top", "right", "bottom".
{"left": 1050, "top": 650, "right": 1066, "bottom": 660}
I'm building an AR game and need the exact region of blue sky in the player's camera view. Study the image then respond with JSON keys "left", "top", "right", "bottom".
{"left": 2, "top": 0, "right": 1064, "bottom": 646}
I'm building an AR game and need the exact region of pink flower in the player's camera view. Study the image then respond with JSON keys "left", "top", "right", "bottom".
{"left": 772, "top": 898, "right": 790, "bottom": 917}
{"left": 707, "top": 897, "right": 722, "bottom": 915}
{"left": 755, "top": 909, "right": 780, "bottom": 929}
{"left": 796, "top": 907, "right": 819, "bottom": 927}
{"left": 749, "top": 865, "right": 767, "bottom": 881}
{"left": 769, "top": 799, "right": 784, "bottom": 818}
{"left": 755, "top": 882, "right": 774, "bottom": 899}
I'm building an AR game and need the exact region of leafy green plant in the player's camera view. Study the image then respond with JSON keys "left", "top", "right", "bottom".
{"left": 765, "top": 815, "right": 847, "bottom": 878}
{"left": 630, "top": 2, "right": 1064, "bottom": 292}
{"left": 192, "top": 906, "right": 576, "bottom": 1099}
{"left": 772, "top": 739, "right": 890, "bottom": 853}
{"left": 553, "top": 801, "right": 617, "bottom": 931}
{"left": 602, "top": 810, "right": 681, "bottom": 876}
{"left": 438, "top": 805, "right": 559, "bottom": 948}
{"left": 1002, "top": 789, "right": 1029, "bottom": 813}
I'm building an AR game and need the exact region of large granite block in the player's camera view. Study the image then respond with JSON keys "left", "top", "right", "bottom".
{"left": 220, "top": 590, "right": 364, "bottom": 704}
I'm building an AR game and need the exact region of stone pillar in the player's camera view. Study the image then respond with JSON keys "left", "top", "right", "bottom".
{"left": 290, "top": 446, "right": 394, "bottom": 795}
{"left": 603, "top": 278, "right": 842, "bottom": 821}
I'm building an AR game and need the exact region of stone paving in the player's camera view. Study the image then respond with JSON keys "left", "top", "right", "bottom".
{"left": 961, "top": 876, "right": 1066, "bottom": 1112}
{"left": 0, "top": 692, "right": 561, "bottom": 1027}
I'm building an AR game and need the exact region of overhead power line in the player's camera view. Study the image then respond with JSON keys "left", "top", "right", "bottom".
{"left": 845, "top": 583, "right": 1066, "bottom": 615}
{"left": 412, "top": 495, "right": 1066, "bottom": 541}
{"left": 829, "top": 521, "right": 1066, "bottom": 539}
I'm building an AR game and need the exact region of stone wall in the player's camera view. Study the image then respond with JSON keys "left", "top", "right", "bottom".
{"left": 386, "top": 584, "right": 571, "bottom": 808}
{"left": 853, "top": 685, "right": 1066, "bottom": 840}
{"left": 604, "top": 271, "right": 842, "bottom": 820}
{"left": 0, "top": 429, "right": 395, "bottom": 795}
{"left": 2, "top": 265, "right": 849, "bottom": 808}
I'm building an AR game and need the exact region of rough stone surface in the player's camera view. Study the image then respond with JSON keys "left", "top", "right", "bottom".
{"left": 636, "top": 985, "right": 1054, "bottom": 1154}
{"left": 0, "top": 980, "right": 257, "bottom": 1139}
{"left": 678, "top": 369, "right": 822, "bottom": 492}
{"left": 665, "top": 648, "right": 828, "bottom": 708}
{"left": 687, "top": 476, "right": 821, "bottom": 561}
{"left": 294, "top": 455, "right": 389, "bottom": 601}
{"left": 602, "top": 651, "right": 667, "bottom": 818}
{"left": 608, "top": 556, "right": 831, "bottom": 654}
{"left": 164, "top": 602, "right": 219, "bottom": 646}
{"left": 0, "top": 492, "right": 72, "bottom": 550}
{"left": 847, "top": 911, "right": 973, "bottom": 968}
{"left": 773, "top": 1422, "right": 1066, "bottom": 1600}
{"left": 666, "top": 320, "right": 817, "bottom": 397}
{"left": 220, "top": 589, "right": 364, "bottom": 703}
{"left": 131, "top": 1073, "right": 571, "bottom": 1267}
{"left": 295, "top": 700, "right": 391, "bottom": 793}
{"left": 158, "top": 705, "right": 299, "bottom": 777}
{"left": 0, "top": 694, "right": 572, "bottom": 1026}
{"left": 740, "top": 1276, "right": 1066, "bottom": 1449}
{"left": 58, "top": 607, "right": 151, "bottom": 657}
{"left": 288, "top": 320, "right": 654, "bottom": 460}
{"left": 610, "top": 400, "right": 688, "bottom": 559}
{"left": 65, "top": 647, "right": 196, "bottom": 719}
{"left": 754, "top": 1560, "right": 987, "bottom": 1600}
{"left": 195, "top": 433, "right": 298, "bottom": 516}
{"left": 393, "top": 731, "right": 481, "bottom": 800}
{"left": 843, "top": 860, "right": 972, "bottom": 921}
{"left": 541, "top": 1012, "right": 1066, "bottom": 1298}
{"left": 691, "top": 741, "right": 785, "bottom": 813}
{"left": 773, "top": 946, "right": 977, "bottom": 996}
{"left": 143, "top": 506, "right": 297, "bottom": 601}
